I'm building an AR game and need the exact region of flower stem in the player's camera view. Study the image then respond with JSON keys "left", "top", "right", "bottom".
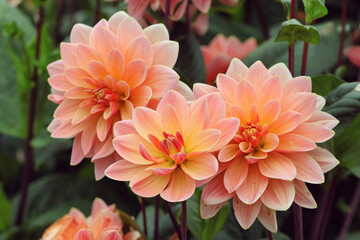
{"left": 337, "top": 0, "right": 347, "bottom": 67}
{"left": 164, "top": 0, "right": 171, "bottom": 30}
{"left": 154, "top": 196, "right": 160, "bottom": 240}
{"left": 185, "top": 0, "right": 191, "bottom": 32}
{"left": 337, "top": 179, "right": 360, "bottom": 240}
{"left": 53, "top": 0, "right": 65, "bottom": 44}
{"left": 267, "top": 230, "right": 273, "bottom": 240}
{"left": 181, "top": 201, "right": 187, "bottom": 240}
{"left": 252, "top": 0, "right": 269, "bottom": 39}
{"left": 310, "top": 172, "right": 340, "bottom": 240}
{"left": 140, "top": 197, "right": 148, "bottom": 236}
{"left": 288, "top": 0, "right": 296, "bottom": 76}
{"left": 300, "top": 42, "right": 309, "bottom": 75}
{"left": 15, "top": 4, "right": 44, "bottom": 226}
{"left": 165, "top": 201, "right": 182, "bottom": 239}
{"left": 293, "top": 204, "right": 303, "bottom": 240}
{"left": 94, "top": 0, "right": 101, "bottom": 24}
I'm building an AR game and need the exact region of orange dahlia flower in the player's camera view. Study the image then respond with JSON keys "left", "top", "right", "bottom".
{"left": 202, "top": 34, "right": 257, "bottom": 85}
{"left": 47, "top": 11, "right": 179, "bottom": 179}
{"left": 105, "top": 90, "right": 239, "bottom": 202}
{"left": 40, "top": 198, "right": 141, "bottom": 240}
{"left": 194, "top": 59, "right": 339, "bottom": 232}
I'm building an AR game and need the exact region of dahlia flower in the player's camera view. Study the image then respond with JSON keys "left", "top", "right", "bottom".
{"left": 202, "top": 34, "right": 257, "bottom": 85}
{"left": 105, "top": 90, "right": 239, "bottom": 202}
{"left": 47, "top": 11, "right": 179, "bottom": 179}
{"left": 194, "top": 59, "right": 339, "bottom": 232}
{"left": 40, "top": 198, "right": 141, "bottom": 240}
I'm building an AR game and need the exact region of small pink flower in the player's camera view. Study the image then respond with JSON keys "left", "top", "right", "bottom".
{"left": 202, "top": 34, "right": 257, "bottom": 85}
{"left": 195, "top": 59, "right": 339, "bottom": 232}
{"left": 40, "top": 198, "right": 141, "bottom": 240}
{"left": 345, "top": 45, "right": 360, "bottom": 68}
{"left": 105, "top": 90, "right": 239, "bottom": 202}
{"left": 47, "top": 11, "right": 179, "bottom": 179}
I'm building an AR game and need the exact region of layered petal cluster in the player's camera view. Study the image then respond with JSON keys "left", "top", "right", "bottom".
{"left": 202, "top": 34, "right": 257, "bottom": 85}
{"left": 40, "top": 198, "right": 141, "bottom": 240}
{"left": 47, "top": 11, "right": 179, "bottom": 179}
{"left": 106, "top": 90, "right": 239, "bottom": 202}
{"left": 194, "top": 59, "right": 339, "bottom": 232}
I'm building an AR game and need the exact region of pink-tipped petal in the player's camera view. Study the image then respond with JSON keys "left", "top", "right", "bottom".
{"left": 143, "top": 65, "right": 179, "bottom": 98}
{"left": 48, "top": 74, "right": 74, "bottom": 92}
{"left": 47, "top": 60, "right": 65, "bottom": 76}
{"left": 217, "top": 74, "right": 238, "bottom": 104}
{"left": 283, "top": 76, "right": 312, "bottom": 96}
{"left": 287, "top": 152, "right": 324, "bottom": 183}
{"left": 70, "top": 24, "right": 92, "bottom": 44}
{"left": 125, "top": 36, "right": 153, "bottom": 68}
{"left": 236, "top": 164, "right": 268, "bottom": 204}
{"left": 143, "top": 24, "right": 169, "bottom": 43}
{"left": 200, "top": 200, "right": 227, "bottom": 219}
{"left": 281, "top": 92, "right": 317, "bottom": 122}
{"left": 276, "top": 134, "right": 316, "bottom": 152}
{"left": 234, "top": 80, "right": 257, "bottom": 119}
{"left": 293, "top": 179, "right": 317, "bottom": 209}
{"left": 224, "top": 157, "right": 249, "bottom": 193}
{"left": 130, "top": 170, "right": 170, "bottom": 198}
{"left": 106, "top": 159, "right": 147, "bottom": 181}
{"left": 161, "top": 169, "right": 195, "bottom": 202}
{"left": 123, "top": 59, "right": 148, "bottom": 89}
{"left": 97, "top": 230, "right": 122, "bottom": 240}
{"left": 74, "top": 229, "right": 95, "bottom": 240}
{"left": 260, "top": 179, "right": 295, "bottom": 211}
{"left": 307, "top": 111, "right": 339, "bottom": 129}
{"left": 268, "top": 111, "right": 302, "bottom": 135}
{"left": 258, "top": 152, "right": 297, "bottom": 181}
{"left": 244, "top": 61, "right": 271, "bottom": 89}
{"left": 60, "top": 42, "right": 79, "bottom": 67}
{"left": 181, "top": 152, "right": 218, "bottom": 180}
{"left": 258, "top": 205, "right": 278, "bottom": 233}
{"left": 233, "top": 198, "right": 261, "bottom": 230}
{"left": 219, "top": 144, "right": 240, "bottom": 162}
{"left": 113, "top": 120, "right": 137, "bottom": 136}
{"left": 93, "top": 155, "right": 117, "bottom": 180}
{"left": 258, "top": 76, "right": 282, "bottom": 109}
{"left": 106, "top": 49, "right": 125, "bottom": 81}
{"left": 133, "top": 107, "right": 163, "bottom": 140}
{"left": 259, "top": 100, "right": 280, "bottom": 127}
{"left": 108, "top": 11, "right": 129, "bottom": 32}
{"left": 127, "top": 0, "right": 150, "bottom": 20}
{"left": 306, "top": 147, "right": 339, "bottom": 173}
{"left": 157, "top": 90, "right": 189, "bottom": 125}
{"left": 226, "top": 58, "right": 248, "bottom": 82}
{"left": 192, "top": 0, "right": 211, "bottom": 13}
{"left": 290, "top": 123, "right": 335, "bottom": 143}
{"left": 193, "top": 83, "right": 219, "bottom": 99}
{"left": 268, "top": 63, "right": 292, "bottom": 83}
{"left": 202, "top": 172, "right": 235, "bottom": 205}
{"left": 70, "top": 135, "right": 85, "bottom": 166}
{"left": 152, "top": 41, "right": 179, "bottom": 68}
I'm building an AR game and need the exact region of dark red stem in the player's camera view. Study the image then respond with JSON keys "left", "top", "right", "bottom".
{"left": 165, "top": 201, "right": 182, "bottom": 239}
{"left": 185, "top": 0, "right": 191, "bottom": 32}
{"left": 182, "top": 201, "right": 187, "bottom": 240}
{"left": 337, "top": 0, "right": 347, "bottom": 67}
{"left": 94, "top": 0, "right": 101, "bottom": 24}
{"left": 15, "top": 4, "right": 44, "bottom": 226}
{"left": 337, "top": 179, "right": 360, "bottom": 240}
{"left": 164, "top": 0, "right": 171, "bottom": 30}
{"left": 293, "top": 204, "right": 303, "bottom": 240}
{"left": 290, "top": 0, "right": 296, "bottom": 19}
{"left": 288, "top": 45, "right": 295, "bottom": 76}
{"left": 140, "top": 197, "right": 148, "bottom": 236}
{"left": 154, "top": 196, "right": 160, "bottom": 240}
{"left": 253, "top": 0, "right": 269, "bottom": 39}
{"left": 301, "top": 42, "right": 309, "bottom": 75}
{"left": 310, "top": 173, "right": 340, "bottom": 240}
{"left": 267, "top": 230, "right": 273, "bottom": 240}
{"left": 53, "top": 0, "right": 65, "bottom": 43}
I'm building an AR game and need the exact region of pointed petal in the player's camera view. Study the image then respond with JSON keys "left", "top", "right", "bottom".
{"left": 74, "top": 229, "right": 95, "bottom": 240}
{"left": 123, "top": 59, "right": 148, "bottom": 89}
{"left": 268, "top": 111, "right": 301, "bottom": 135}
{"left": 226, "top": 58, "right": 248, "bottom": 82}
{"left": 287, "top": 152, "right": 325, "bottom": 183}
{"left": 202, "top": 172, "right": 234, "bottom": 205}
{"left": 60, "top": 42, "right": 79, "bottom": 67}
{"left": 143, "top": 65, "right": 179, "bottom": 98}
{"left": 260, "top": 179, "right": 295, "bottom": 211}
{"left": 129, "top": 85, "right": 152, "bottom": 108}
{"left": 193, "top": 83, "right": 219, "bottom": 99}
{"left": 70, "top": 23, "right": 92, "bottom": 44}
{"left": 97, "top": 230, "right": 122, "bottom": 240}
{"left": 269, "top": 62, "right": 292, "bottom": 83}
{"left": 217, "top": 74, "right": 238, "bottom": 104}
{"left": 258, "top": 76, "right": 282, "bottom": 109}
{"left": 244, "top": 61, "right": 271, "bottom": 89}
{"left": 192, "top": 0, "right": 211, "bottom": 13}
{"left": 108, "top": 11, "right": 129, "bottom": 32}
{"left": 219, "top": 144, "right": 240, "bottom": 162}
{"left": 307, "top": 147, "right": 339, "bottom": 173}
{"left": 152, "top": 41, "right": 179, "bottom": 68}
{"left": 113, "top": 120, "right": 137, "bottom": 136}
{"left": 200, "top": 200, "right": 227, "bottom": 219}
{"left": 283, "top": 76, "right": 311, "bottom": 97}
{"left": 70, "top": 135, "right": 85, "bottom": 166}
{"left": 259, "top": 100, "right": 280, "bottom": 127}
{"left": 125, "top": 36, "right": 153, "bottom": 67}
{"left": 106, "top": 49, "right": 125, "bottom": 81}
{"left": 106, "top": 159, "right": 147, "bottom": 181}
{"left": 157, "top": 90, "right": 189, "bottom": 125}
{"left": 96, "top": 116, "right": 111, "bottom": 142}
{"left": 47, "top": 60, "right": 65, "bottom": 76}
{"left": 234, "top": 80, "right": 257, "bottom": 119}
{"left": 277, "top": 134, "right": 316, "bottom": 152}
{"left": 257, "top": 205, "right": 278, "bottom": 232}
{"left": 127, "top": 0, "right": 150, "bottom": 19}
{"left": 224, "top": 157, "right": 249, "bottom": 192}
{"left": 281, "top": 92, "right": 317, "bottom": 122}
{"left": 181, "top": 152, "right": 218, "bottom": 180}
{"left": 236, "top": 164, "right": 268, "bottom": 204}
{"left": 143, "top": 24, "right": 169, "bottom": 43}
{"left": 48, "top": 73, "right": 74, "bottom": 92}
{"left": 133, "top": 107, "right": 163, "bottom": 140}
{"left": 233, "top": 198, "right": 261, "bottom": 230}
{"left": 93, "top": 154, "right": 117, "bottom": 180}
{"left": 293, "top": 179, "right": 317, "bottom": 209}
{"left": 130, "top": 170, "right": 170, "bottom": 197}
{"left": 258, "top": 152, "right": 297, "bottom": 181}
{"left": 161, "top": 169, "right": 195, "bottom": 202}
{"left": 307, "top": 111, "right": 339, "bottom": 129}
{"left": 290, "top": 123, "right": 335, "bottom": 143}
{"left": 116, "top": 17, "right": 143, "bottom": 48}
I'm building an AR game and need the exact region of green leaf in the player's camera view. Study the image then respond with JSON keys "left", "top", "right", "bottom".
{"left": 0, "top": 183, "right": 11, "bottom": 231}
{"left": 324, "top": 82, "right": 360, "bottom": 134}
{"left": 302, "top": 0, "right": 328, "bottom": 24}
{"left": 187, "top": 189, "right": 203, "bottom": 238}
{"left": 259, "top": 232, "right": 292, "bottom": 240}
{"left": 201, "top": 206, "right": 230, "bottom": 240}
{"left": 345, "top": 232, "right": 360, "bottom": 240}
{"left": 275, "top": 19, "right": 320, "bottom": 46}
{"left": 311, "top": 74, "right": 345, "bottom": 97}
{"left": 172, "top": 22, "right": 206, "bottom": 85}
{"left": 244, "top": 21, "right": 341, "bottom": 76}
{"left": 335, "top": 114, "right": 360, "bottom": 178}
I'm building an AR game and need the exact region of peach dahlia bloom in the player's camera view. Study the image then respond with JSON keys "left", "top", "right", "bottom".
{"left": 202, "top": 34, "right": 257, "bottom": 85}
{"left": 194, "top": 59, "right": 339, "bottom": 232}
{"left": 105, "top": 90, "right": 239, "bottom": 202}
{"left": 47, "top": 11, "right": 179, "bottom": 179}
{"left": 40, "top": 198, "right": 141, "bottom": 240}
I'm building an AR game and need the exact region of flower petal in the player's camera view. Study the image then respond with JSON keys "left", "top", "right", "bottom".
{"left": 258, "top": 152, "right": 297, "bottom": 181}
{"left": 74, "top": 229, "right": 95, "bottom": 240}
{"left": 129, "top": 85, "right": 152, "bottom": 108}
{"left": 161, "top": 169, "right": 195, "bottom": 202}
{"left": 293, "top": 179, "right": 317, "bottom": 209}
{"left": 236, "top": 164, "right": 268, "bottom": 204}
{"left": 259, "top": 100, "right": 280, "bottom": 127}
{"left": 268, "top": 62, "right": 292, "bottom": 83}
{"left": 258, "top": 205, "right": 277, "bottom": 232}
{"left": 125, "top": 36, "right": 153, "bottom": 68}
{"left": 202, "top": 172, "right": 235, "bottom": 205}
{"left": 193, "top": 83, "right": 219, "bottom": 99}
{"left": 105, "top": 159, "right": 147, "bottom": 181}
{"left": 130, "top": 170, "right": 170, "bottom": 197}
{"left": 287, "top": 152, "right": 324, "bottom": 183}
{"left": 268, "top": 111, "right": 302, "bottom": 135}
{"left": 281, "top": 92, "right": 317, "bottom": 122}
{"left": 234, "top": 80, "right": 257, "bottom": 119}
{"left": 260, "top": 179, "right": 295, "bottom": 211}
{"left": 217, "top": 74, "right": 238, "bottom": 104}
{"left": 306, "top": 147, "right": 339, "bottom": 173}
{"left": 123, "top": 59, "right": 148, "bottom": 89}
{"left": 70, "top": 23, "right": 92, "bottom": 44}
{"left": 152, "top": 41, "right": 179, "bottom": 68}
{"left": 258, "top": 76, "right": 282, "bottom": 109}
{"left": 106, "top": 49, "right": 125, "bottom": 81}
{"left": 181, "top": 152, "right": 218, "bottom": 180}
{"left": 97, "top": 230, "right": 122, "bottom": 240}
{"left": 133, "top": 107, "right": 164, "bottom": 140}
{"left": 244, "top": 61, "right": 271, "bottom": 89}
{"left": 143, "top": 65, "right": 179, "bottom": 98}
{"left": 276, "top": 134, "right": 316, "bottom": 152}
{"left": 226, "top": 58, "right": 248, "bottom": 82}
{"left": 219, "top": 144, "right": 240, "bottom": 162}
{"left": 224, "top": 157, "right": 249, "bottom": 192}
{"left": 233, "top": 198, "right": 261, "bottom": 230}
{"left": 186, "top": 129, "right": 221, "bottom": 153}
{"left": 156, "top": 90, "right": 189, "bottom": 125}
{"left": 200, "top": 200, "right": 227, "bottom": 219}
{"left": 143, "top": 24, "right": 169, "bottom": 43}
{"left": 259, "top": 133, "right": 279, "bottom": 152}
{"left": 290, "top": 123, "right": 335, "bottom": 143}
{"left": 70, "top": 135, "right": 85, "bottom": 166}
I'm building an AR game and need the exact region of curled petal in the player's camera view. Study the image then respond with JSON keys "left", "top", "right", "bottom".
{"left": 130, "top": 170, "right": 170, "bottom": 198}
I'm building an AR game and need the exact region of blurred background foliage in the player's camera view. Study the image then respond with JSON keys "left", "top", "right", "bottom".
{"left": 0, "top": 0, "right": 360, "bottom": 239}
